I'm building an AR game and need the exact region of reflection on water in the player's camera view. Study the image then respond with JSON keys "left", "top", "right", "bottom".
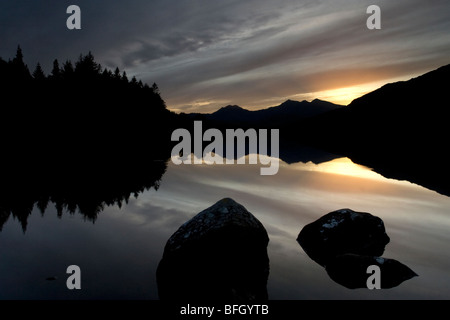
{"left": 1, "top": 155, "right": 450, "bottom": 299}
{"left": 325, "top": 254, "right": 418, "bottom": 289}
{"left": 297, "top": 208, "right": 418, "bottom": 289}
{"left": 0, "top": 157, "right": 169, "bottom": 232}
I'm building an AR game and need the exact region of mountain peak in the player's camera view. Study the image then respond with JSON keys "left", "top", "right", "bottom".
{"left": 283, "top": 99, "right": 298, "bottom": 104}
{"left": 204, "top": 97, "right": 343, "bottom": 125}
{"left": 213, "top": 104, "right": 248, "bottom": 115}
{"left": 279, "top": 99, "right": 305, "bottom": 108}
{"left": 209, "top": 104, "right": 251, "bottom": 122}
{"left": 220, "top": 105, "right": 243, "bottom": 111}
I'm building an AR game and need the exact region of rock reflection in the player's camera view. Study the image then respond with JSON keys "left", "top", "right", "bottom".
{"left": 325, "top": 254, "right": 418, "bottom": 289}
{"left": 157, "top": 198, "right": 270, "bottom": 301}
{"left": 297, "top": 208, "right": 418, "bottom": 289}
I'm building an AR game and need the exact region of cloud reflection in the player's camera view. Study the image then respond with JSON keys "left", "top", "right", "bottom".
{"left": 138, "top": 156, "right": 449, "bottom": 298}
{"left": 2, "top": 153, "right": 450, "bottom": 299}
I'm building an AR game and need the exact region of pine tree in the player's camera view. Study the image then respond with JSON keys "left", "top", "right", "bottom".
{"left": 13, "top": 45, "right": 24, "bottom": 65}
{"left": 11, "top": 45, "right": 31, "bottom": 80}
{"left": 113, "top": 67, "right": 121, "bottom": 80}
{"left": 62, "top": 60, "right": 74, "bottom": 78}
{"left": 152, "top": 82, "right": 160, "bottom": 94}
{"left": 130, "top": 76, "right": 138, "bottom": 87}
{"left": 32, "top": 63, "right": 46, "bottom": 81}
{"left": 75, "top": 52, "right": 101, "bottom": 77}
{"left": 102, "top": 68, "right": 113, "bottom": 80}
{"left": 51, "top": 59, "right": 61, "bottom": 79}
{"left": 121, "top": 71, "right": 129, "bottom": 83}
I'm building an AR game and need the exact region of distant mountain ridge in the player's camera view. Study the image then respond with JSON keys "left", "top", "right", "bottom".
{"left": 185, "top": 63, "right": 450, "bottom": 196}
{"left": 299, "top": 63, "right": 450, "bottom": 147}
{"left": 288, "top": 63, "right": 450, "bottom": 196}
{"left": 189, "top": 98, "right": 344, "bottom": 127}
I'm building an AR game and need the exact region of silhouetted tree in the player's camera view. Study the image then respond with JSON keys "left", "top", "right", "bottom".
{"left": 75, "top": 52, "right": 101, "bottom": 78}
{"left": 152, "top": 82, "right": 160, "bottom": 94}
{"left": 51, "top": 59, "right": 61, "bottom": 79}
{"left": 11, "top": 45, "right": 31, "bottom": 81}
{"left": 0, "top": 46, "right": 177, "bottom": 232}
{"left": 62, "top": 60, "right": 74, "bottom": 79}
{"left": 102, "top": 68, "right": 112, "bottom": 79}
{"left": 130, "top": 76, "right": 138, "bottom": 87}
{"left": 113, "top": 67, "right": 121, "bottom": 80}
{"left": 32, "top": 63, "right": 46, "bottom": 81}
{"left": 121, "top": 71, "right": 129, "bottom": 83}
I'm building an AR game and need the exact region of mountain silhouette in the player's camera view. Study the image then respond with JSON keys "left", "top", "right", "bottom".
{"left": 189, "top": 99, "right": 343, "bottom": 128}
{"left": 184, "top": 64, "right": 450, "bottom": 196}
{"left": 286, "top": 64, "right": 450, "bottom": 196}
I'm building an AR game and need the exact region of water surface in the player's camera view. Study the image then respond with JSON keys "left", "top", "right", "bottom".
{"left": 1, "top": 156, "right": 449, "bottom": 299}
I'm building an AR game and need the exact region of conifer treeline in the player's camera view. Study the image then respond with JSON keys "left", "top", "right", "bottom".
{"left": 0, "top": 45, "right": 175, "bottom": 155}
{"left": 1, "top": 45, "right": 158, "bottom": 93}
{"left": 0, "top": 46, "right": 176, "bottom": 232}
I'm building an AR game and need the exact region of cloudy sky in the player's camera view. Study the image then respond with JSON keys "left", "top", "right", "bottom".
{"left": 1, "top": 0, "right": 449, "bottom": 112}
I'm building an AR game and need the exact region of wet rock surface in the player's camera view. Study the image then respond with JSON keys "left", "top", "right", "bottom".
{"left": 157, "top": 198, "right": 270, "bottom": 301}
{"left": 297, "top": 208, "right": 390, "bottom": 266}
{"left": 297, "top": 208, "right": 417, "bottom": 289}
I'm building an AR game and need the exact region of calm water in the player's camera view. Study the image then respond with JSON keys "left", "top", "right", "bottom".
{"left": 1, "top": 156, "right": 450, "bottom": 299}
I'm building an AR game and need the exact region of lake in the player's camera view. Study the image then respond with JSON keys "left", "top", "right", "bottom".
{"left": 1, "top": 155, "right": 449, "bottom": 300}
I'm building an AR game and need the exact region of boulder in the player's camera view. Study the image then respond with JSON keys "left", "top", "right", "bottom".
{"left": 297, "top": 209, "right": 418, "bottom": 289}
{"left": 325, "top": 254, "right": 418, "bottom": 289}
{"left": 156, "top": 198, "right": 270, "bottom": 301}
{"left": 297, "top": 208, "right": 390, "bottom": 266}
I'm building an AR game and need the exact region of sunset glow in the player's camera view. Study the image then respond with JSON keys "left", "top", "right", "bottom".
{"left": 2, "top": 1, "right": 449, "bottom": 113}
{"left": 293, "top": 157, "right": 387, "bottom": 182}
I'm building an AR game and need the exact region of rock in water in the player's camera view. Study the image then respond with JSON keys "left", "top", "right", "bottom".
{"left": 297, "top": 209, "right": 418, "bottom": 289}
{"left": 156, "top": 198, "right": 270, "bottom": 301}
{"left": 297, "top": 209, "right": 390, "bottom": 266}
{"left": 325, "top": 254, "right": 418, "bottom": 289}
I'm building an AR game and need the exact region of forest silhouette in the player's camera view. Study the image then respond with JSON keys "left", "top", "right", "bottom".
{"left": 1, "top": 46, "right": 448, "bottom": 231}
{"left": 0, "top": 46, "right": 178, "bottom": 232}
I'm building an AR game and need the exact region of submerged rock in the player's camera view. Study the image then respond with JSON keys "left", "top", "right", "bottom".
{"left": 325, "top": 254, "right": 418, "bottom": 289}
{"left": 297, "top": 208, "right": 390, "bottom": 266}
{"left": 157, "top": 198, "right": 270, "bottom": 301}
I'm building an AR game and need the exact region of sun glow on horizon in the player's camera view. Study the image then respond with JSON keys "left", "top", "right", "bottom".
{"left": 167, "top": 81, "right": 385, "bottom": 113}
{"left": 167, "top": 72, "right": 422, "bottom": 113}
{"left": 290, "top": 79, "right": 393, "bottom": 106}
